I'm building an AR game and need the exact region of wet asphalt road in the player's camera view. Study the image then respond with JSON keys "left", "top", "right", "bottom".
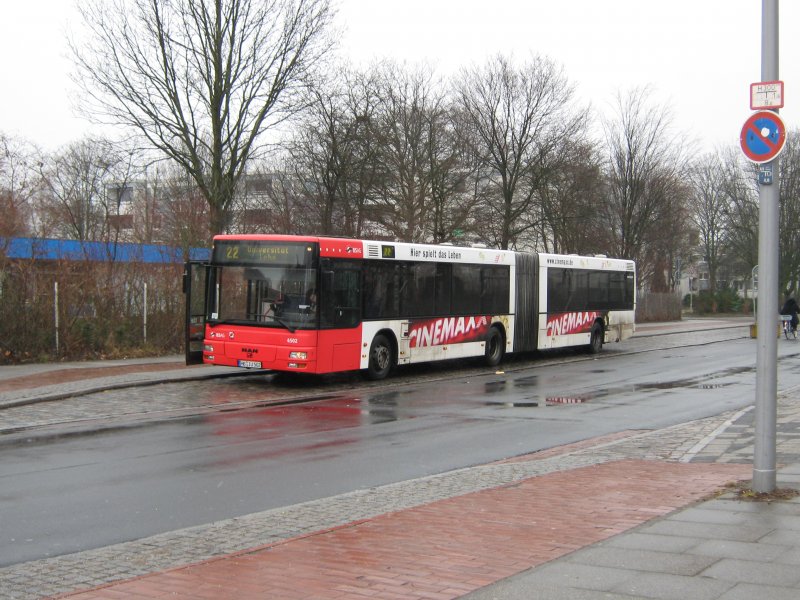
{"left": 3, "top": 332, "right": 800, "bottom": 566}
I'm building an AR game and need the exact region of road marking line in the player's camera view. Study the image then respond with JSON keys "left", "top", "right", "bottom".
{"left": 680, "top": 406, "right": 754, "bottom": 463}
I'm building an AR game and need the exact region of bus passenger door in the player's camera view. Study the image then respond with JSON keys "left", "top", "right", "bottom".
{"left": 398, "top": 321, "right": 410, "bottom": 364}
{"left": 183, "top": 260, "right": 209, "bottom": 365}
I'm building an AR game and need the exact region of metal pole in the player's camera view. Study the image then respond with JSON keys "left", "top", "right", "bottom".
{"left": 753, "top": 0, "right": 779, "bottom": 493}
{"left": 143, "top": 282, "right": 148, "bottom": 344}
{"left": 752, "top": 265, "right": 758, "bottom": 320}
{"left": 54, "top": 281, "right": 59, "bottom": 356}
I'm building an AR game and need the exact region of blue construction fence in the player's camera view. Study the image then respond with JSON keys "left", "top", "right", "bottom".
{"left": 2, "top": 236, "right": 210, "bottom": 264}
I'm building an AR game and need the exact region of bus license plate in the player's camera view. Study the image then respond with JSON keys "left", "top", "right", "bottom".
{"left": 238, "top": 360, "right": 262, "bottom": 369}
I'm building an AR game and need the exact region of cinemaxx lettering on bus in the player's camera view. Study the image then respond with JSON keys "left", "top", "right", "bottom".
{"left": 184, "top": 235, "right": 636, "bottom": 380}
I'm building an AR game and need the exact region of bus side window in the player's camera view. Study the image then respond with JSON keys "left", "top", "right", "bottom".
{"left": 588, "top": 272, "right": 610, "bottom": 310}
{"left": 625, "top": 273, "right": 635, "bottom": 308}
{"left": 608, "top": 272, "right": 624, "bottom": 309}
{"left": 435, "top": 263, "right": 451, "bottom": 315}
{"left": 547, "top": 268, "right": 568, "bottom": 312}
{"left": 363, "top": 262, "right": 400, "bottom": 319}
{"left": 404, "top": 263, "right": 435, "bottom": 317}
{"left": 480, "top": 266, "right": 510, "bottom": 314}
{"left": 571, "top": 271, "right": 588, "bottom": 310}
{"left": 320, "top": 259, "right": 361, "bottom": 328}
{"left": 452, "top": 264, "right": 480, "bottom": 315}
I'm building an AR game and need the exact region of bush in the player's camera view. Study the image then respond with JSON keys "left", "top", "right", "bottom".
{"left": 715, "top": 288, "right": 742, "bottom": 313}
{"left": 692, "top": 290, "right": 715, "bottom": 314}
{"left": 686, "top": 288, "right": 749, "bottom": 315}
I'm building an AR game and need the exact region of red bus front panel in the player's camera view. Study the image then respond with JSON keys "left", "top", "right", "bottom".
{"left": 316, "top": 328, "right": 363, "bottom": 373}
{"left": 204, "top": 324, "right": 363, "bottom": 374}
{"left": 204, "top": 324, "right": 318, "bottom": 373}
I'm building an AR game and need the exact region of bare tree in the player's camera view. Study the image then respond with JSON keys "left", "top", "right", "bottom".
{"left": 721, "top": 148, "right": 759, "bottom": 291}
{"left": 600, "top": 87, "right": 687, "bottom": 287}
{"left": 157, "top": 163, "right": 213, "bottom": 252}
{"left": 454, "top": 54, "right": 588, "bottom": 250}
{"left": 368, "top": 63, "right": 448, "bottom": 241}
{"left": 424, "top": 88, "right": 480, "bottom": 244}
{"left": 289, "top": 63, "right": 382, "bottom": 236}
{"left": 777, "top": 130, "right": 800, "bottom": 294}
{"left": 0, "top": 134, "right": 39, "bottom": 239}
{"left": 713, "top": 135, "right": 800, "bottom": 300}
{"left": 688, "top": 152, "right": 731, "bottom": 294}
{"left": 72, "top": 0, "right": 334, "bottom": 236}
{"left": 535, "top": 140, "right": 606, "bottom": 254}
{"left": 291, "top": 87, "right": 353, "bottom": 235}
{"left": 229, "top": 155, "right": 301, "bottom": 234}
{"left": 36, "top": 137, "right": 132, "bottom": 243}
{"left": 647, "top": 172, "right": 691, "bottom": 292}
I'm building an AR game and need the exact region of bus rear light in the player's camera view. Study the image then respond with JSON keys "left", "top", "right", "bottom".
{"left": 203, "top": 344, "right": 214, "bottom": 352}
{"left": 289, "top": 351, "right": 307, "bottom": 360}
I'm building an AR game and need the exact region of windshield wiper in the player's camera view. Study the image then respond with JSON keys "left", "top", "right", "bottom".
{"left": 271, "top": 316, "right": 296, "bottom": 333}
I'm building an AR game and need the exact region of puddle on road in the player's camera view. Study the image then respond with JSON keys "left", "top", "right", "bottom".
{"left": 485, "top": 395, "right": 592, "bottom": 408}
{"left": 484, "top": 381, "right": 507, "bottom": 393}
{"left": 485, "top": 364, "right": 754, "bottom": 409}
{"left": 697, "top": 383, "right": 735, "bottom": 390}
{"left": 513, "top": 376, "right": 539, "bottom": 388}
{"left": 546, "top": 395, "right": 592, "bottom": 405}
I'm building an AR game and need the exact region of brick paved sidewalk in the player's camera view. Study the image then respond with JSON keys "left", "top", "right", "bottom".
{"left": 57, "top": 459, "right": 749, "bottom": 600}
{"left": 0, "top": 362, "right": 189, "bottom": 394}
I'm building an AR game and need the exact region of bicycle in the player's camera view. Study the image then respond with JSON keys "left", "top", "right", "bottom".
{"left": 781, "top": 314, "right": 797, "bottom": 339}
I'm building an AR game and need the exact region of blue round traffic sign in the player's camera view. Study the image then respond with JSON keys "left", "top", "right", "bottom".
{"left": 740, "top": 110, "right": 786, "bottom": 163}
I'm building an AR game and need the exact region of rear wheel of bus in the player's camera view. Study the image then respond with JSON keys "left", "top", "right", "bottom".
{"left": 366, "top": 333, "right": 394, "bottom": 380}
{"left": 484, "top": 326, "right": 505, "bottom": 367}
{"left": 588, "top": 322, "right": 604, "bottom": 354}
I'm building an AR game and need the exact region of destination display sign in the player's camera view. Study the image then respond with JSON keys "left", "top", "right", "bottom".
{"left": 213, "top": 240, "right": 316, "bottom": 266}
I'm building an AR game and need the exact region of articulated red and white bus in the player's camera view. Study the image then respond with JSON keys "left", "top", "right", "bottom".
{"left": 184, "top": 235, "right": 636, "bottom": 379}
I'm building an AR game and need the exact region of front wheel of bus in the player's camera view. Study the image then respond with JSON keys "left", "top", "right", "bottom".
{"left": 588, "top": 322, "right": 604, "bottom": 354}
{"left": 484, "top": 327, "right": 505, "bottom": 367}
{"left": 366, "top": 334, "right": 394, "bottom": 380}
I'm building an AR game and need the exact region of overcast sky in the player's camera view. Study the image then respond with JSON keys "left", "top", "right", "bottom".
{"left": 1, "top": 1, "right": 796, "bottom": 155}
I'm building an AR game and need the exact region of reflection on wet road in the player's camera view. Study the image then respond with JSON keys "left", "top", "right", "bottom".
{"left": 58, "top": 355, "right": 769, "bottom": 456}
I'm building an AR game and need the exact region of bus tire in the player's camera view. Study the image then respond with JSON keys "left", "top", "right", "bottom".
{"left": 588, "top": 322, "right": 604, "bottom": 354}
{"left": 484, "top": 326, "right": 505, "bottom": 367}
{"left": 366, "top": 334, "right": 394, "bottom": 380}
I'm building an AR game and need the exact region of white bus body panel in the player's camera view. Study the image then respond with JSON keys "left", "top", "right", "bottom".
{"left": 359, "top": 315, "right": 513, "bottom": 369}
{"left": 358, "top": 241, "right": 517, "bottom": 369}
{"left": 536, "top": 253, "right": 636, "bottom": 350}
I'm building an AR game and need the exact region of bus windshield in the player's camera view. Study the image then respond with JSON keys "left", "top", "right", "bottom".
{"left": 209, "top": 265, "right": 318, "bottom": 330}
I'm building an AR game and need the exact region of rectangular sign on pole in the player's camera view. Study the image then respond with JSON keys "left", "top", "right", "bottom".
{"left": 750, "top": 80, "right": 784, "bottom": 109}
{"left": 759, "top": 164, "right": 774, "bottom": 185}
